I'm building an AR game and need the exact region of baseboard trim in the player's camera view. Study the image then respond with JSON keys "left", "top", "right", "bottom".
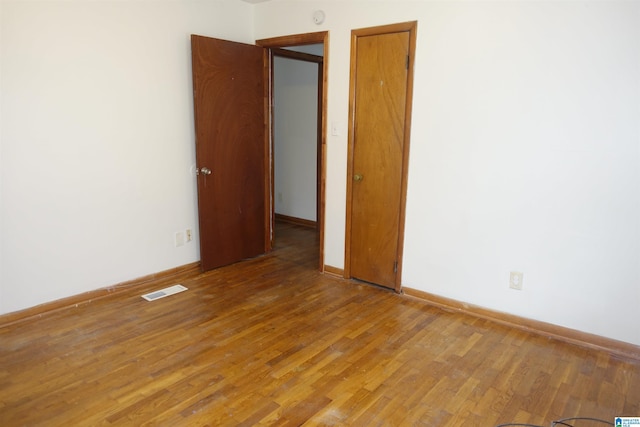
{"left": 0, "top": 262, "right": 202, "bottom": 327}
{"left": 323, "top": 265, "right": 344, "bottom": 278}
{"left": 402, "top": 287, "right": 640, "bottom": 362}
{"left": 275, "top": 213, "right": 317, "bottom": 229}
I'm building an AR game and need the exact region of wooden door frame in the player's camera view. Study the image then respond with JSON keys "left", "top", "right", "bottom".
{"left": 256, "top": 32, "right": 329, "bottom": 272}
{"left": 344, "top": 21, "right": 417, "bottom": 292}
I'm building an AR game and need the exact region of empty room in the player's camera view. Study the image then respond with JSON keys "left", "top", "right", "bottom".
{"left": 1, "top": 0, "right": 639, "bottom": 425}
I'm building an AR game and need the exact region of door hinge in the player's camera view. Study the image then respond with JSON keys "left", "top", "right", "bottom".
{"left": 394, "top": 261, "right": 398, "bottom": 273}
{"left": 406, "top": 55, "right": 410, "bottom": 70}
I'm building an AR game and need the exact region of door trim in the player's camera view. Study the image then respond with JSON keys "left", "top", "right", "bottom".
{"left": 344, "top": 21, "right": 417, "bottom": 292}
{"left": 256, "top": 32, "right": 329, "bottom": 272}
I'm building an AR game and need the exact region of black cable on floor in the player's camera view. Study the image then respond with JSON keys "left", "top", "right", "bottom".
{"left": 551, "top": 417, "right": 613, "bottom": 426}
{"left": 496, "top": 417, "right": 614, "bottom": 427}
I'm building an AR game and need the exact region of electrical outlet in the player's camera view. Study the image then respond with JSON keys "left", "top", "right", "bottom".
{"left": 186, "top": 229, "right": 192, "bottom": 242}
{"left": 175, "top": 231, "right": 185, "bottom": 247}
{"left": 509, "top": 272, "right": 523, "bottom": 290}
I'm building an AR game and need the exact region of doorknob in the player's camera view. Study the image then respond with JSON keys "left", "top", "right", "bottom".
{"left": 354, "top": 173, "right": 363, "bottom": 182}
{"left": 198, "top": 167, "right": 212, "bottom": 176}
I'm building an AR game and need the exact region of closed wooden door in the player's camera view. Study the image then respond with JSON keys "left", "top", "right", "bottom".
{"left": 191, "top": 35, "right": 269, "bottom": 271}
{"left": 346, "top": 23, "right": 416, "bottom": 291}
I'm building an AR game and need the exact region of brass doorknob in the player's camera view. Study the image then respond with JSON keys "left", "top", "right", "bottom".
{"left": 354, "top": 173, "right": 363, "bottom": 182}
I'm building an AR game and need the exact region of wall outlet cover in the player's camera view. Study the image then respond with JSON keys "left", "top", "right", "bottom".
{"left": 509, "top": 271, "right": 523, "bottom": 290}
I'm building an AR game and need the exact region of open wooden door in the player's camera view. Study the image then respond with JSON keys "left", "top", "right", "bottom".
{"left": 191, "top": 35, "right": 270, "bottom": 271}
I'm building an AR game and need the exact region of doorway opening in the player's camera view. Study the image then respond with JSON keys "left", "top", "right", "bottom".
{"left": 257, "top": 32, "right": 328, "bottom": 272}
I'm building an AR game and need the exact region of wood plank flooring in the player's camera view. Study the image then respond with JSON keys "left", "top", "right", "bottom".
{"left": 1, "top": 222, "right": 638, "bottom": 426}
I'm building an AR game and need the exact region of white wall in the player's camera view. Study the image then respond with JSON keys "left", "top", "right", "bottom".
{"left": 0, "top": 0, "right": 4, "bottom": 311}
{"left": 0, "top": 0, "right": 254, "bottom": 314}
{"left": 2, "top": 0, "right": 638, "bottom": 347}
{"left": 274, "top": 56, "right": 318, "bottom": 221}
{"left": 254, "top": 1, "right": 640, "bottom": 345}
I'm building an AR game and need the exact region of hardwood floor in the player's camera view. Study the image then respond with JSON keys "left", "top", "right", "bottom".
{"left": 1, "top": 222, "right": 638, "bottom": 426}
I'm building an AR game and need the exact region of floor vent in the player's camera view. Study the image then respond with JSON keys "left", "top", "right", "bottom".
{"left": 141, "top": 284, "right": 188, "bottom": 302}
